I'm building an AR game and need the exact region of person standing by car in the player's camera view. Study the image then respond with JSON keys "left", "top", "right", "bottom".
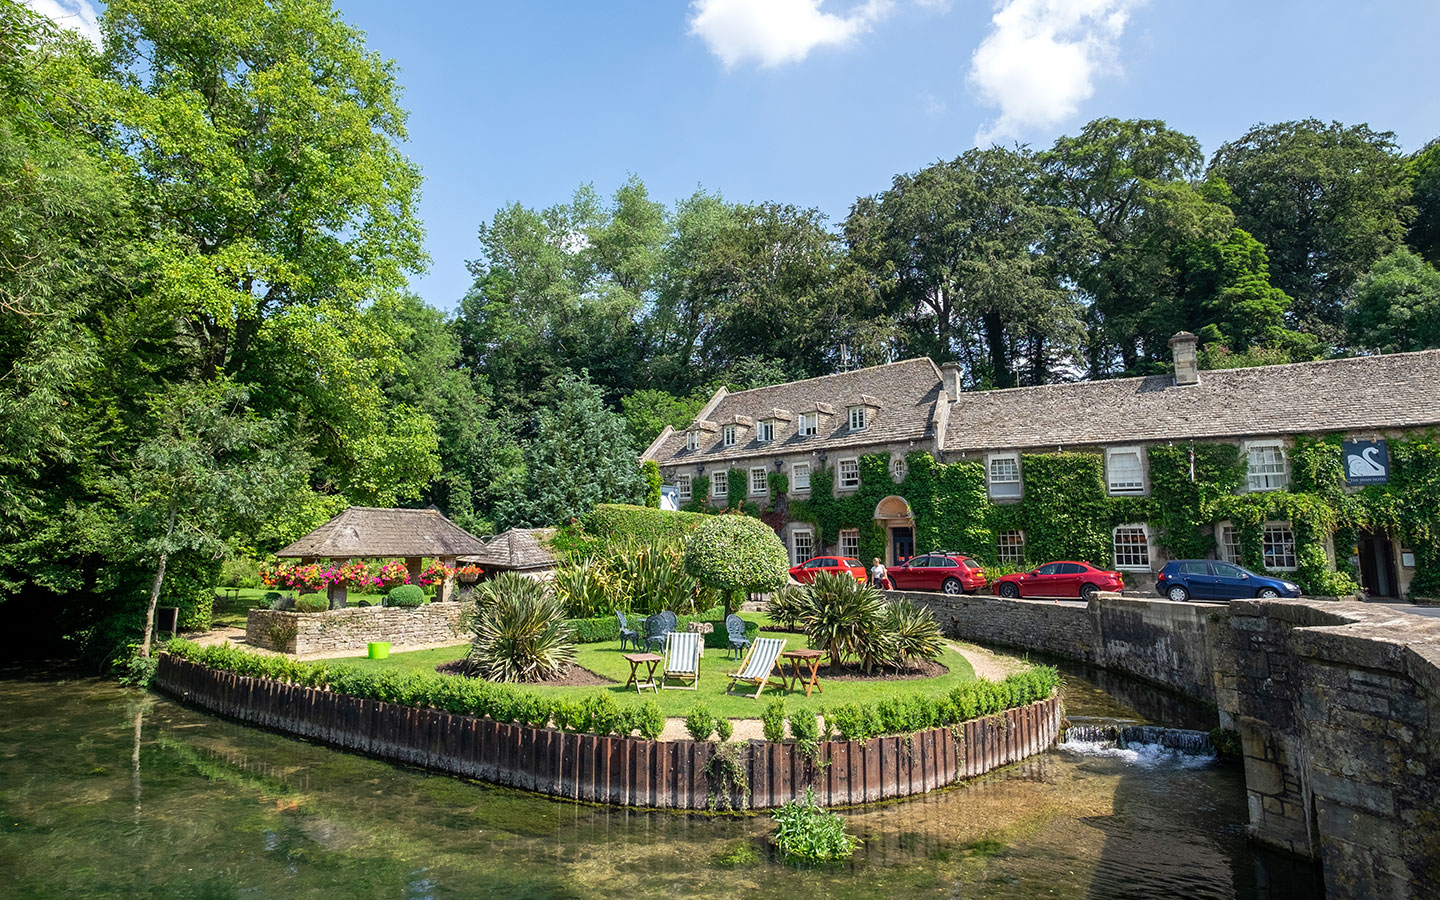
{"left": 871, "top": 557, "right": 891, "bottom": 590}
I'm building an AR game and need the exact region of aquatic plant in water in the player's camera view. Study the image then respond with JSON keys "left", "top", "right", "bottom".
{"left": 770, "top": 787, "right": 858, "bottom": 863}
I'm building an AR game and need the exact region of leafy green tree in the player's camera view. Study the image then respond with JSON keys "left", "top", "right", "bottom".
{"left": 1407, "top": 138, "right": 1440, "bottom": 265}
{"left": 1348, "top": 249, "right": 1440, "bottom": 352}
{"left": 1185, "top": 228, "right": 1317, "bottom": 363}
{"left": 682, "top": 515, "right": 790, "bottom": 616}
{"left": 620, "top": 387, "right": 711, "bottom": 449}
{"left": 506, "top": 371, "right": 642, "bottom": 528}
{"left": 847, "top": 146, "right": 1084, "bottom": 387}
{"left": 1208, "top": 120, "right": 1413, "bottom": 346}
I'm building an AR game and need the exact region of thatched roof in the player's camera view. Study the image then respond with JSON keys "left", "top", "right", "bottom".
{"left": 277, "top": 507, "right": 488, "bottom": 559}
{"left": 458, "top": 528, "right": 558, "bottom": 571}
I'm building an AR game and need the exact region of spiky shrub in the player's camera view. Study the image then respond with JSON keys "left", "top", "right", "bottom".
{"left": 802, "top": 572, "right": 887, "bottom": 670}
{"left": 386, "top": 584, "right": 426, "bottom": 608}
{"left": 605, "top": 537, "right": 717, "bottom": 615}
{"left": 883, "top": 597, "right": 945, "bottom": 668}
{"left": 765, "top": 584, "right": 810, "bottom": 631}
{"left": 683, "top": 514, "right": 791, "bottom": 615}
{"left": 550, "top": 558, "right": 617, "bottom": 618}
{"left": 465, "top": 574, "right": 575, "bottom": 683}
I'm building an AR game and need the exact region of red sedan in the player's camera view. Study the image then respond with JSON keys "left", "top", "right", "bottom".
{"left": 789, "top": 556, "right": 868, "bottom": 584}
{"left": 887, "top": 553, "right": 987, "bottom": 595}
{"left": 991, "top": 561, "right": 1123, "bottom": 600}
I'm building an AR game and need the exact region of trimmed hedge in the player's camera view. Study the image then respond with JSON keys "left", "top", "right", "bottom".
{"left": 163, "top": 639, "right": 666, "bottom": 740}
{"left": 386, "top": 584, "right": 427, "bottom": 608}
{"left": 567, "top": 607, "right": 758, "bottom": 649}
{"left": 821, "top": 666, "right": 1061, "bottom": 742}
{"left": 583, "top": 504, "right": 710, "bottom": 545}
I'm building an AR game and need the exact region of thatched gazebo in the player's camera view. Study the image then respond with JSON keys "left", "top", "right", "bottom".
{"left": 458, "top": 527, "right": 559, "bottom": 580}
{"left": 277, "top": 506, "right": 488, "bottom": 602}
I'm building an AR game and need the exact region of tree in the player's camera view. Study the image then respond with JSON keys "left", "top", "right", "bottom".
{"left": 1348, "top": 249, "right": 1440, "bottom": 353}
{"left": 682, "top": 515, "right": 790, "bottom": 616}
{"left": 1407, "top": 138, "right": 1440, "bottom": 265}
{"left": 1207, "top": 120, "right": 1412, "bottom": 346}
{"left": 506, "top": 371, "right": 642, "bottom": 528}
{"left": 620, "top": 388, "right": 711, "bottom": 449}
{"left": 1186, "top": 228, "right": 1317, "bottom": 363}
{"left": 847, "top": 146, "right": 1084, "bottom": 387}
{"left": 114, "top": 382, "right": 307, "bottom": 657}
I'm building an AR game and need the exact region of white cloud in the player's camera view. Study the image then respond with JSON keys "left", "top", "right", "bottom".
{"left": 968, "top": 0, "right": 1142, "bottom": 144}
{"left": 21, "top": 0, "right": 102, "bottom": 46}
{"left": 688, "top": 0, "right": 895, "bottom": 69}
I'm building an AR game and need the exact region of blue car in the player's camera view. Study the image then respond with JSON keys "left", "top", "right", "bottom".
{"left": 1155, "top": 560, "right": 1302, "bottom": 602}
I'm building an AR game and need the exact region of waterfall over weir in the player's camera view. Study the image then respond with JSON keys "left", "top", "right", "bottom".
{"left": 1060, "top": 716, "right": 1216, "bottom": 762}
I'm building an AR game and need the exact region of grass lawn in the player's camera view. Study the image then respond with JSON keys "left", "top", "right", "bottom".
{"left": 329, "top": 625, "right": 978, "bottom": 720}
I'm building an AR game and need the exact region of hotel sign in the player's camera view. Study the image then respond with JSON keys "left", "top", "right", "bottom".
{"left": 1342, "top": 440, "right": 1389, "bottom": 485}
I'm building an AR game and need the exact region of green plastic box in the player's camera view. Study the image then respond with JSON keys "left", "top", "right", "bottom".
{"left": 367, "top": 641, "right": 391, "bottom": 660}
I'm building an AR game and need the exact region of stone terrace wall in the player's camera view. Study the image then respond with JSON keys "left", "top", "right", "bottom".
{"left": 154, "top": 655, "right": 1062, "bottom": 810}
{"left": 886, "top": 591, "right": 1094, "bottom": 661}
{"left": 246, "top": 603, "right": 469, "bottom": 656}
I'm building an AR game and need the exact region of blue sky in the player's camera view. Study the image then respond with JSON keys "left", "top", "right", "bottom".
{"left": 28, "top": 0, "right": 1440, "bottom": 309}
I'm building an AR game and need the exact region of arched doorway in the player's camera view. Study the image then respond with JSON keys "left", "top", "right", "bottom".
{"left": 873, "top": 495, "right": 915, "bottom": 566}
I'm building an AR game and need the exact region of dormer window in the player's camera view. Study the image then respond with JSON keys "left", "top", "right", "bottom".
{"left": 758, "top": 420, "right": 775, "bottom": 443}
{"left": 686, "top": 431, "right": 701, "bottom": 451}
{"left": 848, "top": 406, "right": 867, "bottom": 431}
{"left": 722, "top": 425, "right": 736, "bottom": 447}
{"left": 798, "top": 413, "right": 818, "bottom": 437}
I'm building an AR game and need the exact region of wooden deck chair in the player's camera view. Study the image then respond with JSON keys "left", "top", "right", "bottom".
{"left": 726, "top": 637, "right": 787, "bottom": 699}
{"left": 661, "top": 631, "right": 701, "bottom": 690}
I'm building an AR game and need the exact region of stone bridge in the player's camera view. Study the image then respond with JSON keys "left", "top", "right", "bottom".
{"left": 889, "top": 589, "right": 1440, "bottom": 900}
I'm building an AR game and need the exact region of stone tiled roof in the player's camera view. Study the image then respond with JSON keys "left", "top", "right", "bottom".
{"left": 945, "top": 350, "right": 1440, "bottom": 452}
{"left": 644, "top": 358, "right": 945, "bottom": 465}
{"left": 458, "top": 528, "right": 558, "bottom": 571}
{"left": 278, "top": 507, "right": 488, "bottom": 558}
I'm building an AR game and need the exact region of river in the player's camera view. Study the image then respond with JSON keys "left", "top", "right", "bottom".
{"left": 0, "top": 665, "right": 1322, "bottom": 899}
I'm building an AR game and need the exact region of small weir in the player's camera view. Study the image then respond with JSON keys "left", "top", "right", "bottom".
{"left": 1061, "top": 715, "right": 1217, "bottom": 766}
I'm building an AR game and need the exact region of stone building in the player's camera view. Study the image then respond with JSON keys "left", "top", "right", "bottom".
{"left": 641, "top": 333, "right": 1440, "bottom": 599}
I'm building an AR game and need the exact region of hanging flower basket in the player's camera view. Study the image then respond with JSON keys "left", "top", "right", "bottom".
{"left": 457, "top": 564, "right": 483, "bottom": 584}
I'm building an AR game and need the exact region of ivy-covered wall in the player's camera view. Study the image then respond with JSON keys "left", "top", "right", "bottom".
{"left": 772, "top": 434, "right": 1440, "bottom": 598}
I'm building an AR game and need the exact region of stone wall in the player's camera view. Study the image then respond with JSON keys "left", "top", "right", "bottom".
{"left": 246, "top": 603, "right": 469, "bottom": 656}
{"left": 886, "top": 590, "right": 1094, "bottom": 660}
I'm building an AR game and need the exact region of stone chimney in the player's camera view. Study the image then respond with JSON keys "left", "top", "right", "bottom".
{"left": 1169, "top": 331, "right": 1200, "bottom": 386}
{"left": 940, "top": 361, "right": 963, "bottom": 402}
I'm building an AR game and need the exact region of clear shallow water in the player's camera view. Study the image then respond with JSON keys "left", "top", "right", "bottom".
{"left": 0, "top": 669, "right": 1321, "bottom": 900}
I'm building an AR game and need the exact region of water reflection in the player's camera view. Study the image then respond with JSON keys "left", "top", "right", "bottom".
{"left": 0, "top": 669, "right": 1319, "bottom": 899}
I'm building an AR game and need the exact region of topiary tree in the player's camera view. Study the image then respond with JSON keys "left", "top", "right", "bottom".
{"left": 386, "top": 584, "right": 426, "bottom": 608}
{"left": 682, "top": 515, "right": 790, "bottom": 615}
{"left": 641, "top": 460, "right": 662, "bottom": 508}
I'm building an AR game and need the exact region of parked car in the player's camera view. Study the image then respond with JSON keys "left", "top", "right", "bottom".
{"left": 990, "top": 561, "right": 1124, "bottom": 600}
{"left": 887, "top": 552, "right": 987, "bottom": 595}
{"left": 1155, "top": 560, "right": 1301, "bottom": 602}
{"left": 789, "top": 556, "right": 868, "bottom": 584}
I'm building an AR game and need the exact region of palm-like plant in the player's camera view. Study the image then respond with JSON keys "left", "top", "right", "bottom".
{"left": 883, "top": 597, "right": 945, "bottom": 669}
{"left": 550, "top": 558, "right": 616, "bottom": 618}
{"left": 765, "top": 583, "right": 809, "bottom": 631}
{"left": 802, "top": 572, "right": 887, "bottom": 671}
{"left": 466, "top": 573, "right": 575, "bottom": 683}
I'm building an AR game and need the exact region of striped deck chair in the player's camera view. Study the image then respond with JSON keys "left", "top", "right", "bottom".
{"left": 726, "top": 637, "right": 787, "bottom": 699}
{"left": 661, "top": 631, "right": 701, "bottom": 690}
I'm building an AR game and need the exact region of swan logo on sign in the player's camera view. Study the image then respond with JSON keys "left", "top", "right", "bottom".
{"left": 1342, "top": 440, "right": 1389, "bottom": 485}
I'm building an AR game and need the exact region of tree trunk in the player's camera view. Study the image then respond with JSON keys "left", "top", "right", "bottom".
{"left": 139, "top": 506, "right": 177, "bottom": 658}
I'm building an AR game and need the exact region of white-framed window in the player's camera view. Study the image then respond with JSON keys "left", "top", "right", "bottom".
{"left": 722, "top": 425, "right": 736, "bottom": 447}
{"left": 798, "top": 413, "right": 818, "bottom": 437}
{"left": 792, "top": 462, "right": 811, "bottom": 491}
{"left": 837, "top": 458, "right": 860, "bottom": 490}
{"left": 890, "top": 454, "right": 907, "bottom": 482}
{"left": 848, "top": 406, "right": 867, "bottom": 431}
{"left": 1106, "top": 447, "right": 1145, "bottom": 495}
{"left": 686, "top": 431, "right": 701, "bottom": 451}
{"left": 1262, "top": 522, "right": 1297, "bottom": 570}
{"left": 1113, "top": 525, "right": 1151, "bottom": 570}
{"left": 1246, "top": 441, "right": 1289, "bottom": 492}
{"left": 988, "top": 453, "right": 1021, "bottom": 499}
{"left": 750, "top": 467, "right": 768, "bottom": 496}
{"left": 998, "top": 530, "right": 1025, "bottom": 565}
{"left": 758, "top": 420, "right": 775, "bottom": 443}
{"left": 839, "top": 529, "right": 860, "bottom": 559}
{"left": 1218, "top": 523, "right": 1241, "bottom": 564}
{"left": 677, "top": 474, "right": 692, "bottom": 502}
{"left": 791, "top": 528, "right": 814, "bottom": 565}
{"left": 711, "top": 474, "right": 727, "bottom": 499}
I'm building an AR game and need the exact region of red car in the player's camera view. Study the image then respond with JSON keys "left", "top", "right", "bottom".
{"left": 887, "top": 553, "right": 987, "bottom": 595}
{"left": 789, "top": 556, "right": 868, "bottom": 584}
{"left": 990, "top": 561, "right": 1123, "bottom": 600}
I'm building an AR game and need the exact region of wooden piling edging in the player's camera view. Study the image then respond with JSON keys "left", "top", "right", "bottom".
{"left": 154, "top": 655, "right": 1061, "bottom": 809}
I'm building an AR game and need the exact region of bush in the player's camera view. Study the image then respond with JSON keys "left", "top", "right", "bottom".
{"left": 551, "top": 558, "right": 618, "bottom": 618}
{"left": 294, "top": 593, "right": 329, "bottom": 613}
{"left": 801, "top": 572, "right": 887, "bottom": 670}
{"left": 788, "top": 709, "right": 819, "bottom": 745}
{"left": 761, "top": 698, "right": 787, "bottom": 742}
{"left": 771, "top": 788, "right": 859, "bottom": 862}
{"left": 683, "top": 515, "right": 791, "bottom": 613}
{"left": 605, "top": 537, "right": 718, "bottom": 615}
{"left": 884, "top": 597, "right": 945, "bottom": 667}
{"left": 715, "top": 716, "right": 734, "bottom": 742}
{"left": 219, "top": 556, "right": 262, "bottom": 589}
{"left": 685, "top": 703, "right": 717, "bottom": 741}
{"left": 765, "top": 584, "right": 809, "bottom": 631}
{"left": 464, "top": 573, "right": 575, "bottom": 683}
{"left": 386, "top": 584, "right": 427, "bottom": 608}
{"left": 632, "top": 699, "right": 665, "bottom": 740}
{"left": 162, "top": 552, "right": 221, "bottom": 631}
{"left": 583, "top": 503, "right": 709, "bottom": 549}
